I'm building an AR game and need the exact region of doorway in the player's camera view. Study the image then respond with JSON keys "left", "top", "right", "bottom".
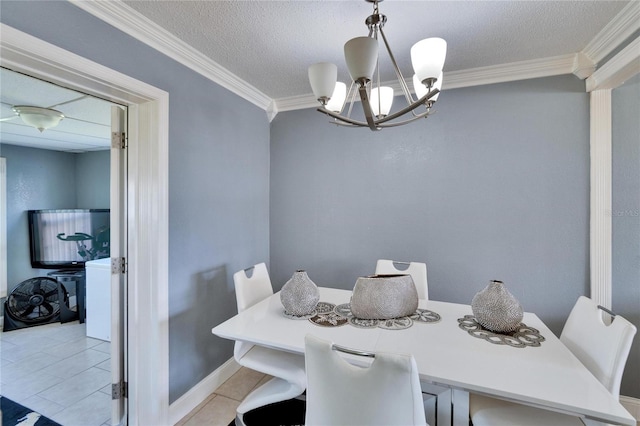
{"left": 0, "top": 67, "right": 122, "bottom": 425}
{"left": 0, "top": 23, "right": 170, "bottom": 425}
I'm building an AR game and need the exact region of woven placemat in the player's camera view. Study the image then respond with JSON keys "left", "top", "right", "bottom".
{"left": 307, "top": 302, "right": 441, "bottom": 330}
{"left": 457, "top": 315, "right": 545, "bottom": 348}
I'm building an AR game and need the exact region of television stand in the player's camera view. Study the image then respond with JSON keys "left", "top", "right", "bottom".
{"left": 47, "top": 269, "right": 86, "bottom": 324}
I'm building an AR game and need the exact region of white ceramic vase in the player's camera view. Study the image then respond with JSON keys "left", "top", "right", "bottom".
{"left": 471, "top": 280, "right": 523, "bottom": 333}
{"left": 280, "top": 270, "right": 320, "bottom": 317}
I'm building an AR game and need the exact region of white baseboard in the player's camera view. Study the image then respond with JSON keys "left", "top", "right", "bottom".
{"left": 169, "top": 357, "right": 241, "bottom": 425}
{"left": 621, "top": 396, "right": 640, "bottom": 422}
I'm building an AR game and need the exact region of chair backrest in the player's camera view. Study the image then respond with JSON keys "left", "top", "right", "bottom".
{"left": 233, "top": 262, "right": 273, "bottom": 313}
{"left": 232, "top": 263, "right": 274, "bottom": 359}
{"left": 560, "top": 296, "right": 637, "bottom": 398}
{"left": 304, "top": 334, "right": 427, "bottom": 426}
{"left": 375, "top": 259, "right": 429, "bottom": 300}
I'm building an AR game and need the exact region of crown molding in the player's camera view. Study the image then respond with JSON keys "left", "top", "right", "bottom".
{"left": 70, "top": 0, "right": 636, "bottom": 115}
{"left": 274, "top": 54, "right": 577, "bottom": 112}
{"left": 69, "top": 0, "right": 272, "bottom": 111}
{"left": 586, "top": 36, "right": 640, "bottom": 92}
{"left": 583, "top": 1, "right": 640, "bottom": 65}
{"left": 441, "top": 54, "right": 576, "bottom": 89}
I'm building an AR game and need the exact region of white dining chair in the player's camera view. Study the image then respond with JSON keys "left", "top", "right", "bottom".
{"left": 304, "top": 334, "right": 428, "bottom": 426}
{"left": 470, "top": 296, "right": 637, "bottom": 426}
{"left": 375, "top": 259, "right": 429, "bottom": 300}
{"left": 375, "top": 259, "right": 451, "bottom": 425}
{"left": 232, "top": 263, "right": 306, "bottom": 426}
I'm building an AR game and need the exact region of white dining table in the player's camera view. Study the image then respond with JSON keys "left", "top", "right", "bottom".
{"left": 211, "top": 287, "right": 635, "bottom": 426}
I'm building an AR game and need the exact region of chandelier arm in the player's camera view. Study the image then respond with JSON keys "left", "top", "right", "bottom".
{"left": 318, "top": 105, "right": 433, "bottom": 129}
{"left": 378, "top": 27, "right": 414, "bottom": 105}
{"left": 326, "top": 108, "right": 432, "bottom": 129}
{"left": 410, "top": 103, "right": 430, "bottom": 118}
{"left": 318, "top": 88, "right": 438, "bottom": 128}
{"left": 318, "top": 107, "right": 370, "bottom": 127}
{"left": 375, "top": 88, "right": 439, "bottom": 124}
{"left": 345, "top": 80, "right": 358, "bottom": 117}
{"left": 359, "top": 84, "right": 381, "bottom": 131}
{"left": 374, "top": 110, "right": 433, "bottom": 128}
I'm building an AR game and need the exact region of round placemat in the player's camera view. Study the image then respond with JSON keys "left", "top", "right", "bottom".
{"left": 316, "top": 302, "right": 336, "bottom": 314}
{"left": 349, "top": 317, "right": 379, "bottom": 328}
{"left": 309, "top": 312, "right": 349, "bottom": 327}
{"left": 283, "top": 310, "right": 316, "bottom": 320}
{"left": 378, "top": 317, "right": 413, "bottom": 330}
{"left": 334, "top": 303, "right": 353, "bottom": 317}
{"left": 457, "top": 315, "right": 545, "bottom": 348}
{"left": 410, "top": 309, "right": 441, "bottom": 324}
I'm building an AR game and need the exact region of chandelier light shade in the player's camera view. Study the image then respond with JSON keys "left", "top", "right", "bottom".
{"left": 344, "top": 36, "right": 379, "bottom": 83}
{"left": 411, "top": 38, "right": 447, "bottom": 87}
{"left": 308, "top": 0, "right": 446, "bottom": 131}
{"left": 370, "top": 86, "right": 394, "bottom": 117}
{"left": 13, "top": 106, "right": 64, "bottom": 132}
{"left": 325, "top": 82, "right": 347, "bottom": 113}
{"left": 309, "top": 62, "right": 338, "bottom": 104}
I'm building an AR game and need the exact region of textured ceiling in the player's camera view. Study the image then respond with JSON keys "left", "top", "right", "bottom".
{"left": 0, "top": 1, "right": 631, "bottom": 152}
{"left": 124, "top": 0, "right": 629, "bottom": 99}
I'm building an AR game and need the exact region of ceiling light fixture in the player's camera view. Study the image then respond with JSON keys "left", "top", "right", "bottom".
{"left": 12, "top": 106, "right": 65, "bottom": 132}
{"left": 308, "top": 0, "right": 446, "bottom": 131}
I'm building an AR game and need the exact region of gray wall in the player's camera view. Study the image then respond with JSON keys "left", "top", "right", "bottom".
{"left": 1, "top": 1, "right": 270, "bottom": 403}
{"left": 612, "top": 73, "right": 640, "bottom": 398}
{"left": 271, "top": 75, "right": 590, "bottom": 338}
{"left": 76, "top": 150, "right": 110, "bottom": 208}
{"left": 3, "top": 0, "right": 637, "bottom": 405}
{"left": 0, "top": 145, "right": 110, "bottom": 290}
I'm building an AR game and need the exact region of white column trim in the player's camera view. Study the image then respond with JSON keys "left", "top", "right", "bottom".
{"left": 589, "top": 89, "right": 612, "bottom": 308}
{"left": 0, "top": 157, "right": 6, "bottom": 300}
{"left": 0, "top": 23, "right": 169, "bottom": 425}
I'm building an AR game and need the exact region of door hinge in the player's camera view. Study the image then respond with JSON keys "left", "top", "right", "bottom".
{"left": 112, "top": 381, "right": 128, "bottom": 399}
{"left": 111, "top": 131, "right": 126, "bottom": 149}
{"left": 111, "top": 257, "right": 127, "bottom": 275}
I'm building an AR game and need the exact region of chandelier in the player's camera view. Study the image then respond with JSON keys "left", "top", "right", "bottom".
{"left": 308, "top": 0, "right": 446, "bottom": 131}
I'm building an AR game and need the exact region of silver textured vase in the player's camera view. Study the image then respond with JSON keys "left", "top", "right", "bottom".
{"left": 471, "top": 280, "right": 523, "bottom": 333}
{"left": 350, "top": 274, "right": 418, "bottom": 320}
{"left": 280, "top": 270, "right": 320, "bottom": 316}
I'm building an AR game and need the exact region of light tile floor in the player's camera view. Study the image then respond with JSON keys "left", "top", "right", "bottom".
{"left": 176, "top": 368, "right": 640, "bottom": 426}
{"left": 0, "top": 321, "right": 112, "bottom": 426}
{"left": 176, "top": 367, "right": 271, "bottom": 426}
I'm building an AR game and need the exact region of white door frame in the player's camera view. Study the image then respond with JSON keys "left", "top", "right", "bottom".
{"left": 0, "top": 23, "right": 170, "bottom": 425}
{"left": 0, "top": 157, "right": 6, "bottom": 303}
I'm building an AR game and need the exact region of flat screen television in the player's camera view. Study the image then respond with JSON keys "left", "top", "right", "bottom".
{"left": 28, "top": 209, "right": 110, "bottom": 270}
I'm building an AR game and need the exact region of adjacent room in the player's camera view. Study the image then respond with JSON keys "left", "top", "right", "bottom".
{"left": 0, "top": 68, "right": 118, "bottom": 425}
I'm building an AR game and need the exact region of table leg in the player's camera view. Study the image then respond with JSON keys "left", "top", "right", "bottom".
{"left": 421, "top": 382, "right": 452, "bottom": 426}
{"left": 452, "top": 389, "right": 469, "bottom": 426}
{"left": 437, "top": 388, "right": 452, "bottom": 426}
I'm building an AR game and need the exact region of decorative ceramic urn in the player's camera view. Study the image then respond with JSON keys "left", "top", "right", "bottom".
{"left": 280, "top": 270, "right": 320, "bottom": 316}
{"left": 471, "top": 280, "right": 523, "bottom": 333}
{"left": 350, "top": 274, "right": 418, "bottom": 320}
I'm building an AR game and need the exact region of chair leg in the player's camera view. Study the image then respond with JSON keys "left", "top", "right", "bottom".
{"left": 234, "top": 413, "right": 246, "bottom": 426}
{"left": 236, "top": 376, "right": 305, "bottom": 415}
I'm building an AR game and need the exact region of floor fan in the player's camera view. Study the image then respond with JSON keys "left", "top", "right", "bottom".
{"left": 3, "top": 277, "right": 69, "bottom": 331}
